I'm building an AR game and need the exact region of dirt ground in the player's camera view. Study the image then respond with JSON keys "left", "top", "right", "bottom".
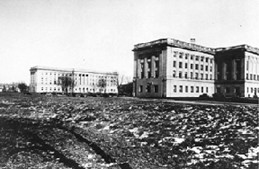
{"left": 0, "top": 93, "right": 258, "bottom": 169}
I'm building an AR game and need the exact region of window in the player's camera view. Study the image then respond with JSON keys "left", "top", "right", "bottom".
{"left": 250, "top": 74, "right": 253, "bottom": 80}
{"left": 195, "top": 64, "right": 199, "bottom": 70}
{"left": 201, "top": 74, "right": 203, "bottom": 80}
{"left": 190, "top": 55, "right": 194, "bottom": 60}
{"left": 201, "top": 65, "right": 203, "bottom": 70}
{"left": 196, "top": 86, "right": 199, "bottom": 93}
{"left": 139, "top": 85, "right": 143, "bottom": 92}
{"left": 210, "top": 59, "right": 213, "bottom": 63}
{"left": 185, "top": 54, "right": 189, "bottom": 59}
{"left": 185, "top": 72, "right": 188, "bottom": 79}
{"left": 216, "top": 87, "right": 221, "bottom": 93}
{"left": 173, "top": 70, "right": 176, "bottom": 77}
{"left": 205, "top": 66, "right": 208, "bottom": 71}
{"left": 206, "top": 87, "right": 208, "bottom": 93}
{"left": 235, "top": 87, "right": 240, "bottom": 95}
{"left": 251, "top": 87, "right": 253, "bottom": 93}
{"left": 173, "top": 85, "right": 177, "bottom": 92}
{"left": 254, "top": 75, "right": 256, "bottom": 80}
{"left": 154, "top": 85, "right": 158, "bottom": 93}
{"left": 205, "top": 58, "right": 209, "bottom": 62}
{"left": 206, "top": 74, "right": 208, "bottom": 80}
{"left": 179, "top": 53, "right": 183, "bottom": 58}
{"left": 185, "top": 63, "right": 188, "bottom": 68}
{"left": 201, "top": 87, "right": 204, "bottom": 93}
{"left": 191, "top": 86, "right": 194, "bottom": 93}
{"left": 173, "top": 61, "right": 176, "bottom": 67}
{"left": 196, "top": 56, "right": 199, "bottom": 61}
{"left": 190, "top": 72, "right": 193, "bottom": 79}
{"left": 210, "top": 66, "right": 212, "bottom": 72}
{"left": 201, "top": 57, "right": 204, "bottom": 62}
{"left": 246, "top": 73, "right": 249, "bottom": 80}
{"left": 190, "top": 64, "right": 193, "bottom": 69}
{"left": 247, "top": 61, "right": 249, "bottom": 71}
{"left": 185, "top": 86, "right": 188, "bottom": 92}
{"left": 195, "top": 73, "right": 198, "bottom": 79}
{"left": 173, "top": 51, "right": 178, "bottom": 57}
{"left": 179, "top": 62, "right": 182, "bottom": 68}
{"left": 140, "top": 60, "right": 144, "bottom": 79}
{"left": 146, "top": 84, "right": 151, "bottom": 93}
{"left": 226, "top": 87, "right": 230, "bottom": 93}
{"left": 179, "top": 85, "right": 183, "bottom": 92}
{"left": 179, "top": 72, "right": 182, "bottom": 78}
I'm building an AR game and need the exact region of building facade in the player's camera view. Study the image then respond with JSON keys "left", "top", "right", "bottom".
{"left": 215, "top": 45, "right": 259, "bottom": 97}
{"left": 133, "top": 39, "right": 215, "bottom": 98}
{"left": 133, "top": 38, "right": 259, "bottom": 98}
{"left": 30, "top": 66, "right": 118, "bottom": 94}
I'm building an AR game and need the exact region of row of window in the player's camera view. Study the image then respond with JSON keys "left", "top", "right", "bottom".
{"left": 173, "top": 85, "right": 209, "bottom": 93}
{"left": 139, "top": 85, "right": 159, "bottom": 93}
{"left": 41, "top": 87, "right": 116, "bottom": 92}
{"left": 173, "top": 61, "right": 213, "bottom": 72}
{"left": 172, "top": 71, "right": 213, "bottom": 80}
{"left": 40, "top": 78, "right": 117, "bottom": 86}
{"left": 41, "top": 72, "right": 117, "bottom": 79}
{"left": 246, "top": 74, "right": 259, "bottom": 81}
{"left": 173, "top": 51, "right": 213, "bottom": 63}
{"left": 138, "top": 84, "right": 210, "bottom": 94}
{"left": 247, "top": 87, "right": 259, "bottom": 93}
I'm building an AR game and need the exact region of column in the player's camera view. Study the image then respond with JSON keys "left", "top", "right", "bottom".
{"left": 232, "top": 59, "right": 236, "bottom": 80}
{"left": 144, "top": 57, "right": 148, "bottom": 78}
{"left": 222, "top": 62, "right": 226, "bottom": 80}
{"left": 151, "top": 55, "right": 155, "bottom": 78}
{"left": 241, "top": 58, "right": 245, "bottom": 80}
{"left": 215, "top": 62, "right": 218, "bottom": 80}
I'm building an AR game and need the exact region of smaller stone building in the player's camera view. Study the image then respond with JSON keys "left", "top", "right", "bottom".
{"left": 30, "top": 66, "right": 118, "bottom": 94}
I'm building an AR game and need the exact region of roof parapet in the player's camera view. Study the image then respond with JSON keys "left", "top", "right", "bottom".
{"left": 30, "top": 66, "right": 118, "bottom": 75}
{"left": 215, "top": 44, "right": 259, "bottom": 55}
{"left": 134, "top": 38, "right": 215, "bottom": 54}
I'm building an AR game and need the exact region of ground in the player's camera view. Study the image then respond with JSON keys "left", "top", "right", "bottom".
{"left": 0, "top": 93, "right": 258, "bottom": 169}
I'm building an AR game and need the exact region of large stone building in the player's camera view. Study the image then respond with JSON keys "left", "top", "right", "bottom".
{"left": 133, "top": 38, "right": 259, "bottom": 98}
{"left": 30, "top": 66, "right": 118, "bottom": 94}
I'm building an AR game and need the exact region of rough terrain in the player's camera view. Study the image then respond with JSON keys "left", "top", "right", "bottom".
{"left": 0, "top": 93, "right": 258, "bottom": 169}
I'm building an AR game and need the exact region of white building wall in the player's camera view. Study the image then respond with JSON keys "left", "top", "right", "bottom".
{"left": 165, "top": 47, "right": 215, "bottom": 97}
{"left": 244, "top": 52, "right": 259, "bottom": 97}
{"left": 30, "top": 67, "right": 118, "bottom": 94}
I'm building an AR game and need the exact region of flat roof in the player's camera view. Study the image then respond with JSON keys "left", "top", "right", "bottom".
{"left": 30, "top": 66, "right": 118, "bottom": 75}
{"left": 133, "top": 38, "right": 215, "bottom": 54}
{"left": 134, "top": 38, "right": 259, "bottom": 55}
{"left": 215, "top": 44, "right": 259, "bottom": 55}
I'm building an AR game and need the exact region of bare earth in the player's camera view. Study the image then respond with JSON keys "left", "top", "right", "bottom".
{"left": 0, "top": 93, "right": 258, "bottom": 169}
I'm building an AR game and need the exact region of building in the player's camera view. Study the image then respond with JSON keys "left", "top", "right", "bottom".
{"left": 0, "top": 83, "right": 20, "bottom": 92}
{"left": 133, "top": 38, "right": 259, "bottom": 98}
{"left": 215, "top": 45, "right": 259, "bottom": 97}
{"left": 29, "top": 66, "right": 118, "bottom": 95}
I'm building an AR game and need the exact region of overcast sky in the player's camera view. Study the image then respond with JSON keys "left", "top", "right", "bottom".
{"left": 0, "top": 0, "right": 258, "bottom": 84}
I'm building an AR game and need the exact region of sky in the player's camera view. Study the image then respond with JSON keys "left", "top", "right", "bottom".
{"left": 0, "top": 0, "right": 259, "bottom": 84}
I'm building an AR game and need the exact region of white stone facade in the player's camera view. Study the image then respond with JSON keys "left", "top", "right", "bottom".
{"left": 133, "top": 38, "right": 259, "bottom": 98}
{"left": 30, "top": 66, "right": 118, "bottom": 94}
{"left": 133, "top": 38, "right": 215, "bottom": 98}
